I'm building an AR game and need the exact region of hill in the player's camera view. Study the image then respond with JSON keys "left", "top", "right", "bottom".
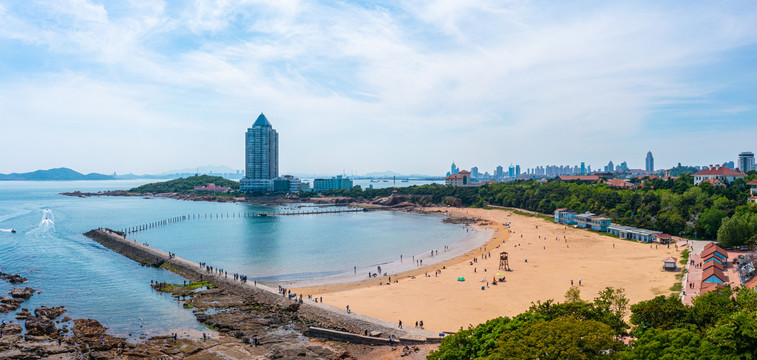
{"left": 0, "top": 168, "right": 114, "bottom": 181}
{"left": 129, "top": 175, "right": 239, "bottom": 194}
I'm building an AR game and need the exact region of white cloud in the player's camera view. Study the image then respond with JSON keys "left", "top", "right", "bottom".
{"left": 0, "top": 0, "right": 756, "bottom": 174}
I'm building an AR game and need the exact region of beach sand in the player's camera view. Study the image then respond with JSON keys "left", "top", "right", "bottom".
{"left": 292, "top": 207, "right": 683, "bottom": 333}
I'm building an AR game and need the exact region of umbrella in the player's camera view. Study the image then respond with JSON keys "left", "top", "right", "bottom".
{"left": 457, "top": 276, "right": 465, "bottom": 281}
{"left": 496, "top": 272, "right": 504, "bottom": 276}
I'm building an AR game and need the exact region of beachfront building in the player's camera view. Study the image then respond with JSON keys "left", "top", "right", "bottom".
{"left": 663, "top": 257, "right": 678, "bottom": 271}
{"left": 692, "top": 165, "right": 746, "bottom": 185}
{"left": 654, "top": 233, "right": 673, "bottom": 244}
{"left": 607, "top": 224, "right": 662, "bottom": 242}
{"left": 575, "top": 212, "right": 611, "bottom": 232}
{"left": 702, "top": 266, "right": 727, "bottom": 284}
{"left": 273, "top": 175, "right": 306, "bottom": 193}
{"left": 445, "top": 170, "right": 488, "bottom": 187}
{"left": 193, "top": 183, "right": 231, "bottom": 193}
{"left": 240, "top": 113, "right": 279, "bottom": 192}
{"left": 554, "top": 209, "right": 577, "bottom": 225}
{"left": 313, "top": 175, "right": 353, "bottom": 192}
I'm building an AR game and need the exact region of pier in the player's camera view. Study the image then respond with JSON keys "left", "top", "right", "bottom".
{"left": 121, "top": 207, "right": 367, "bottom": 235}
{"left": 84, "top": 228, "right": 442, "bottom": 344}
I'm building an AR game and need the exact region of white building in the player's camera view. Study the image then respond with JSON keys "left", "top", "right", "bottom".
{"left": 692, "top": 165, "right": 746, "bottom": 185}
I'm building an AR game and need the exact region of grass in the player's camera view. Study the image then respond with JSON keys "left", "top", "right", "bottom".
{"left": 680, "top": 249, "right": 690, "bottom": 265}
{"left": 670, "top": 282, "right": 683, "bottom": 292}
{"left": 203, "top": 324, "right": 219, "bottom": 331}
{"left": 183, "top": 303, "right": 193, "bottom": 308}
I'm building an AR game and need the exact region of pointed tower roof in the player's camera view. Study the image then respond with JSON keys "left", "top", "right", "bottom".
{"left": 253, "top": 113, "right": 272, "bottom": 127}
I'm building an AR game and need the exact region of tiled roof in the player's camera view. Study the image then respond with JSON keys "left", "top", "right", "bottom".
{"left": 700, "top": 282, "right": 724, "bottom": 295}
{"left": 704, "top": 260, "right": 723, "bottom": 271}
{"left": 747, "top": 180, "right": 757, "bottom": 186}
{"left": 663, "top": 257, "right": 677, "bottom": 263}
{"left": 557, "top": 175, "right": 600, "bottom": 182}
{"left": 702, "top": 267, "right": 726, "bottom": 282}
{"left": 694, "top": 166, "right": 746, "bottom": 177}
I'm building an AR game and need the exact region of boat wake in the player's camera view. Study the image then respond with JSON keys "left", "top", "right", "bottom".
{"left": 26, "top": 209, "right": 55, "bottom": 236}
{"left": 0, "top": 229, "right": 15, "bottom": 233}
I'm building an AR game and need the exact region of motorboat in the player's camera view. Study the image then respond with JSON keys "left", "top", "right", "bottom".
{"left": 10, "top": 229, "right": 16, "bottom": 233}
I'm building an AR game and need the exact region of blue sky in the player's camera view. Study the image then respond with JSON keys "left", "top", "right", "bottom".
{"left": 1, "top": 0, "right": 756, "bottom": 176}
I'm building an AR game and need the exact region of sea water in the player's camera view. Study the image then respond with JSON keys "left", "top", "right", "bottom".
{"left": 0, "top": 180, "right": 467, "bottom": 338}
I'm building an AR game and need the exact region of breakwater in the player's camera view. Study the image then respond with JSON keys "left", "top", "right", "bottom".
{"left": 84, "top": 228, "right": 442, "bottom": 344}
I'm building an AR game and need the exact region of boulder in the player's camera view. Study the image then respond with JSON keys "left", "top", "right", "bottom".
{"left": 25, "top": 316, "right": 58, "bottom": 336}
{"left": 2, "top": 322, "right": 23, "bottom": 335}
{"left": 10, "top": 287, "right": 36, "bottom": 299}
{"left": 0, "top": 271, "right": 28, "bottom": 284}
{"left": 34, "top": 305, "right": 66, "bottom": 320}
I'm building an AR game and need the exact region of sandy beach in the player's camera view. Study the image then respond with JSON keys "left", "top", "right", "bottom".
{"left": 293, "top": 207, "right": 683, "bottom": 333}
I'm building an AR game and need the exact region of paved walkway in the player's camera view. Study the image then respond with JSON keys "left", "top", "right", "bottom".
{"left": 92, "top": 229, "right": 440, "bottom": 341}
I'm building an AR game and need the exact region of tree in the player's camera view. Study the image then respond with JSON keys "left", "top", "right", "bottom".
{"left": 717, "top": 213, "right": 757, "bottom": 248}
{"left": 489, "top": 317, "right": 625, "bottom": 360}
{"left": 630, "top": 295, "right": 689, "bottom": 332}
{"left": 565, "top": 286, "right": 582, "bottom": 303}
{"left": 624, "top": 326, "right": 706, "bottom": 360}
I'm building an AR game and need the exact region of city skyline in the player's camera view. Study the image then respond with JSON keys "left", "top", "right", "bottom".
{"left": 1, "top": 1, "right": 757, "bottom": 175}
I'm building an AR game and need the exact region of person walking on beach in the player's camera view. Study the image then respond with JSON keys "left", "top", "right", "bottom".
{"left": 398, "top": 320, "right": 402, "bottom": 329}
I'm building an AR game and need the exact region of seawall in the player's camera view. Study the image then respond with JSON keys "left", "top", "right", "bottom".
{"left": 84, "top": 228, "right": 442, "bottom": 344}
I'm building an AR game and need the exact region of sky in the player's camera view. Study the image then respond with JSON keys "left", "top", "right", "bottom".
{"left": 1, "top": 0, "right": 757, "bottom": 176}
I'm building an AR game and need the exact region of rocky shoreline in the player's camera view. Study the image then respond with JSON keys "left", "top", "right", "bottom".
{"left": 0, "top": 268, "right": 387, "bottom": 359}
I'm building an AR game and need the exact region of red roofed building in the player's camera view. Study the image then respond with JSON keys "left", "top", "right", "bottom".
{"left": 702, "top": 266, "right": 727, "bottom": 284}
{"left": 693, "top": 165, "right": 746, "bottom": 185}
{"left": 700, "top": 282, "right": 725, "bottom": 295}
{"left": 748, "top": 180, "right": 757, "bottom": 203}
{"left": 194, "top": 183, "right": 231, "bottom": 193}
{"left": 446, "top": 170, "right": 476, "bottom": 187}
{"left": 555, "top": 175, "right": 601, "bottom": 183}
{"left": 605, "top": 178, "right": 637, "bottom": 189}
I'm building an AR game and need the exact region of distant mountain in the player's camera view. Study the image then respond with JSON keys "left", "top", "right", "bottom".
{"left": 0, "top": 168, "right": 115, "bottom": 181}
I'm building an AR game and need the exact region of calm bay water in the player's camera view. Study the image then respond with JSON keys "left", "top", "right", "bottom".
{"left": 0, "top": 180, "right": 465, "bottom": 338}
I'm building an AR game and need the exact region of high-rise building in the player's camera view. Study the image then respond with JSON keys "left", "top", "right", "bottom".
{"left": 496, "top": 165, "right": 504, "bottom": 179}
{"left": 240, "top": 113, "right": 279, "bottom": 192}
{"left": 508, "top": 164, "right": 515, "bottom": 179}
{"left": 738, "top": 151, "right": 755, "bottom": 172}
{"left": 605, "top": 160, "right": 614, "bottom": 173}
{"left": 580, "top": 162, "right": 586, "bottom": 174}
{"left": 646, "top": 151, "right": 654, "bottom": 172}
{"left": 515, "top": 165, "right": 521, "bottom": 176}
{"left": 449, "top": 162, "right": 460, "bottom": 176}
{"left": 471, "top": 167, "right": 479, "bottom": 179}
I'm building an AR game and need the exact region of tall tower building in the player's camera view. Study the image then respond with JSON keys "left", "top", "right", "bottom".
{"left": 646, "top": 151, "right": 654, "bottom": 172}
{"left": 240, "top": 113, "right": 279, "bottom": 192}
{"left": 738, "top": 151, "right": 754, "bottom": 172}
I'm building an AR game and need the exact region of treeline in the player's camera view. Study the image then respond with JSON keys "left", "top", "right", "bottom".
{"left": 129, "top": 175, "right": 239, "bottom": 194}
{"left": 324, "top": 173, "right": 757, "bottom": 242}
{"left": 428, "top": 286, "right": 757, "bottom": 359}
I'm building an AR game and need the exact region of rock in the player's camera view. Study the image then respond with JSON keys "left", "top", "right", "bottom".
{"left": 15, "top": 308, "right": 32, "bottom": 320}
{"left": 15, "top": 341, "right": 76, "bottom": 358}
{"left": 34, "top": 305, "right": 66, "bottom": 320}
{"left": 25, "top": 316, "right": 58, "bottom": 336}
{"left": 10, "top": 287, "right": 36, "bottom": 299}
{"left": 61, "top": 316, "right": 72, "bottom": 322}
{"left": 0, "top": 271, "right": 28, "bottom": 284}
{"left": 73, "top": 318, "right": 108, "bottom": 338}
{"left": 2, "top": 322, "right": 23, "bottom": 335}
{"left": 283, "top": 303, "right": 300, "bottom": 312}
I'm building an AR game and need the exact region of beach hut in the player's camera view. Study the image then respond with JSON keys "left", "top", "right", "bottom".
{"left": 654, "top": 234, "right": 673, "bottom": 244}
{"left": 663, "top": 257, "right": 677, "bottom": 271}
{"left": 702, "top": 267, "right": 727, "bottom": 284}
{"left": 457, "top": 276, "right": 465, "bottom": 282}
{"left": 703, "top": 253, "right": 725, "bottom": 266}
